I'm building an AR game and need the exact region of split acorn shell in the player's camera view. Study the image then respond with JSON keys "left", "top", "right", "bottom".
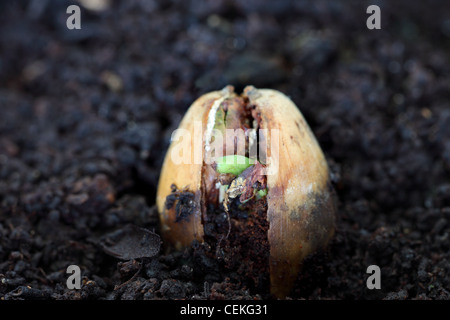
{"left": 156, "top": 85, "right": 336, "bottom": 298}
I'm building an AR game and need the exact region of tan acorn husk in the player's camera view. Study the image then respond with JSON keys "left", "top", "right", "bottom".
{"left": 243, "top": 86, "right": 336, "bottom": 298}
{"left": 156, "top": 85, "right": 336, "bottom": 298}
{"left": 156, "top": 86, "right": 236, "bottom": 250}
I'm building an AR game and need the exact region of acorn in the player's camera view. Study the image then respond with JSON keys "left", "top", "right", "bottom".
{"left": 156, "top": 85, "right": 336, "bottom": 298}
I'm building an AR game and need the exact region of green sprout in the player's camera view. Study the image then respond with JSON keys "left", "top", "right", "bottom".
{"left": 256, "top": 188, "right": 268, "bottom": 199}
{"left": 215, "top": 155, "right": 255, "bottom": 176}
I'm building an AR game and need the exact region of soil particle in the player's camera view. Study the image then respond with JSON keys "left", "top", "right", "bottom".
{"left": 0, "top": 0, "right": 449, "bottom": 300}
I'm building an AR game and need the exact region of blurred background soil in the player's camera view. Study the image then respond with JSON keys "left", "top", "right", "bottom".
{"left": 0, "top": 0, "right": 449, "bottom": 300}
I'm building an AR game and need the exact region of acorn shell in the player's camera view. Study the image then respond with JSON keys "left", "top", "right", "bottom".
{"left": 156, "top": 87, "right": 236, "bottom": 250}
{"left": 243, "top": 86, "right": 336, "bottom": 298}
{"left": 156, "top": 86, "right": 336, "bottom": 298}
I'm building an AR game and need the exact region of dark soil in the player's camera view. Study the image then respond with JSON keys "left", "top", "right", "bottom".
{"left": 1, "top": 0, "right": 449, "bottom": 300}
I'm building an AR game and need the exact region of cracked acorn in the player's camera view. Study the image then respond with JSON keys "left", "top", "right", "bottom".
{"left": 156, "top": 85, "right": 336, "bottom": 298}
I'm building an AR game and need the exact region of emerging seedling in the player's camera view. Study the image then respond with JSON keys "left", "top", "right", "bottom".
{"left": 156, "top": 86, "right": 336, "bottom": 298}
{"left": 215, "top": 155, "right": 255, "bottom": 176}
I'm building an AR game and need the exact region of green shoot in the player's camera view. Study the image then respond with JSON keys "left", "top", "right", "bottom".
{"left": 215, "top": 155, "right": 255, "bottom": 176}
{"left": 256, "top": 188, "right": 268, "bottom": 199}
